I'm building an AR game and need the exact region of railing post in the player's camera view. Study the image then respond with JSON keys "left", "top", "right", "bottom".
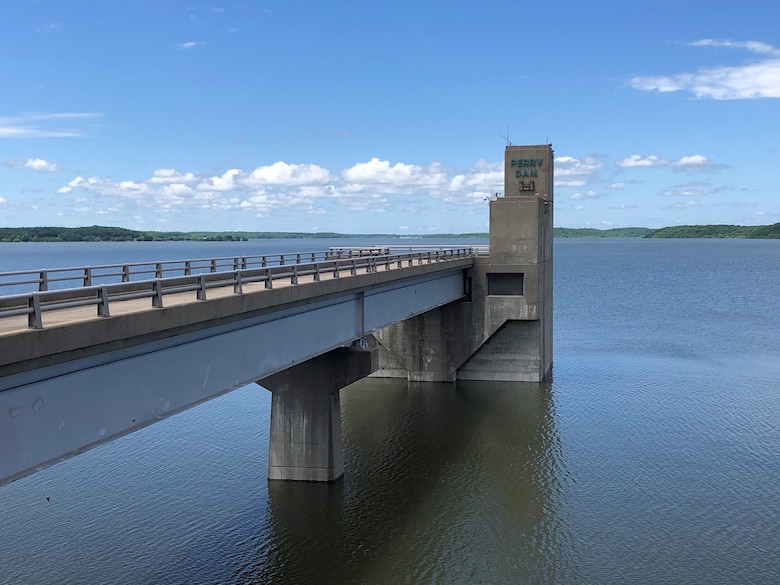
{"left": 122, "top": 264, "right": 130, "bottom": 282}
{"left": 296, "top": 253, "right": 301, "bottom": 264}
{"left": 234, "top": 271, "right": 243, "bottom": 294}
{"left": 242, "top": 257, "right": 248, "bottom": 269}
{"left": 280, "top": 255, "right": 285, "bottom": 266}
{"left": 314, "top": 264, "right": 321, "bottom": 282}
{"left": 310, "top": 253, "right": 316, "bottom": 263}
{"left": 97, "top": 285, "right": 110, "bottom": 317}
{"left": 155, "top": 262, "right": 163, "bottom": 278}
{"left": 291, "top": 264, "right": 299, "bottom": 285}
{"left": 28, "top": 294, "right": 42, "bottom": 329}
{"left": 153, "top": 279, "right": 163, "bottom": 308}
{"left": 83, "top": 267, "right": 92, "bottom": 287}
{"left": 351, "top": 259, "right": 357, "bottom": 276}
{"left": 265, "top": 267, "right": 273, "bottom": 289}
{"left": 262, "top": 256, "right": 267, "bottom": 268}
{"left": 233, "top": 258, "right": 239, "bottom": 271}
{"left": 39, "top": 271, "right": 48, "bottom": 291}
{"left": 197, "top": 275, "right": 207, "bottom": 300}
{"left": 334, "top": 261, "right": 340, "bottom": 279}
{"left": 184, "top": 261, "right": 192, "bottom": 276}
{"left": 210, "top": 259, "right": 217, "bottom": 273}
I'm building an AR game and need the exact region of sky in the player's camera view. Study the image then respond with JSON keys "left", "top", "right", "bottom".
{"left": 1, "top": 0, "right": 778, "bottom": 234}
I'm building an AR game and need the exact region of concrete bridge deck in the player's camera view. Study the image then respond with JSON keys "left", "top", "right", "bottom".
{"left": 0, "top": 248, "right": 477, "bottom": 484}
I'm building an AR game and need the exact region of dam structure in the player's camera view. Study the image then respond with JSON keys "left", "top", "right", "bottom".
{"left": 372, "top": 143, "right": 553, "bottom": 383}
{"left": 0, "top": 145, "right": 553, "bottom": 485}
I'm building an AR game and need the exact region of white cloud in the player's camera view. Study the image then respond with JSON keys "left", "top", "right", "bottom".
{"left": 179, "top": 41, "right": 204, "bottom": 50}
{"left": 668, "top": 200, "right": 702, "bottom": 209}
{"left": 337, "top": 158, "right": 451, "bottom": 208}
{"left": 0, "top": 112, "right": 101, "bottom": 138}
{"left": 662, "top": 181, "right": 724, "bottom": 197}
{"left": 677, "top": 155, "right": 708, "bottom": 166}
{"left": 246, "top": 161, "right": 331, "bottom": 186}
{"left": 5, "top": 157, "right": 59, "bottom": 171}
{"left": 23, "top": 158, "right": 58, "bottom": 172}
{"left": 616, "top": 155, "right": 663, "bottom": 168}
{"left": 554, "top": 156, "right": 602, "bottom": 187}
{"left": 689, "top": 39, "right": 778, "bottom": 55}
{"left": 65, "top": 176, "right": 150, "bottom": 198}
{"left": 569, "top": 189, "right": 602, "bottom": 201}
{"left": 342, "top": 158, "right": 446, "bottom": 187}
{"left": 607, "top": 182, "right": 625, "bottom": 189}
{"left": 0, "top": 197, "right": 6, "bottom": 204}
{"left": 444, "top": 159, "right": 503, "bottom": 204}
{"left": 149, "top": 168, "right": 197, "bottom": 184}
{"left": 198, "top": 169, "right": 243, "bottom": 191}
{"left": 616, "top": 154, "right": 715, "bottom": 170}
{"left": 55, "top": 152, "right": 591, "bottom": 221}
{"left": 630, "top": 39, "right": 780, "bottom": 99}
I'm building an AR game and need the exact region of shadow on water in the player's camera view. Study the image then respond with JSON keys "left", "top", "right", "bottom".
{"left": 236, "top": 376, "right": 576, "bottom": 585}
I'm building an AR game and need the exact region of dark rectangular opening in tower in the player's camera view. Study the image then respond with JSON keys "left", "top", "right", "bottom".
{"left": 487, "top": 273, "right": 524, "bottom": 296}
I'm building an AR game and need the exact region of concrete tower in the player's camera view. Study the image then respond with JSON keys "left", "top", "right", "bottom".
{"left": 457, "top": 144, "right": 554, "bottom": 381}
{"left": 373, "top": 144, "right": 554, "bottom": 383}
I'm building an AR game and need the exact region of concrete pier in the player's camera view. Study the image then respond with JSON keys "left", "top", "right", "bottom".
{"left": 260, "top": 346, "right": 378, "bottom": 481}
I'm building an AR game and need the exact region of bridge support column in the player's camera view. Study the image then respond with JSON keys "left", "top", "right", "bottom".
{"left": 259, "top": 346, "right": 377, "bottom": 482}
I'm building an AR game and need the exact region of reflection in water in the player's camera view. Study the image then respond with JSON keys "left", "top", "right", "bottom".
{"left": 244, "top": 378, "right": 574, "bottom": 585}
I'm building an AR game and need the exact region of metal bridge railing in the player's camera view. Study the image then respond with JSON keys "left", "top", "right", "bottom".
{"left": 0, "top": 247, "right": 481, "bottom": 330}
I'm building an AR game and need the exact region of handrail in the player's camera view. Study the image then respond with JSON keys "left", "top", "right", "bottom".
{"left": 0, "top": 247, "right": 480, "bottom": 330}
{"left": 0, "top": 250, "right": 341, "bottom": 293}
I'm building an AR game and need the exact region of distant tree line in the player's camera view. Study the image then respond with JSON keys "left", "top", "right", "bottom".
{"left": 0, "top": 226, "right": 144, "bottom": 242}
{"left": 1, "top": 223, "right": 778, "bottom": 243}
{"left": 645, "top": 224, "right": 780, "bottom": 239}
{"left": 0, "top": 226, "right": 254, "bottom": 242}
{"left": 554, "top": 227, "right": 653, "bottom": 238}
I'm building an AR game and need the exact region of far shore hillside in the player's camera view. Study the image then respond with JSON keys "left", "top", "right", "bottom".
{"left": 0, "top": 224, "right": 778, "bottom": 243}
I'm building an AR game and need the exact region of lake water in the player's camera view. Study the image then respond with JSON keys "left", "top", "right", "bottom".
{"left": 1, "top": 238, "right": 778, "bottom": 584}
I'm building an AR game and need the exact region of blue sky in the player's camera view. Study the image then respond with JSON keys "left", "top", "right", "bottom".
{"left": 1, "top": 0, "right": 778, "bottom": 233}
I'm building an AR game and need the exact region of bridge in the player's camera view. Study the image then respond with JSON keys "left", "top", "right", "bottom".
{"left": 0, "top": 144, "right": 554, "bottom": 485}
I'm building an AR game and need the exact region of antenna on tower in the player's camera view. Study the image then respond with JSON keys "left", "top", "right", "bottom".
{"left": 500, "top": 125, "right": 511, "bottom": 146}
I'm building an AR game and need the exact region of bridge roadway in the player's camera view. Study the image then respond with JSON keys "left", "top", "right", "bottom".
{"left": 0, "top": 248, "right": 476, "bottom": 485}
